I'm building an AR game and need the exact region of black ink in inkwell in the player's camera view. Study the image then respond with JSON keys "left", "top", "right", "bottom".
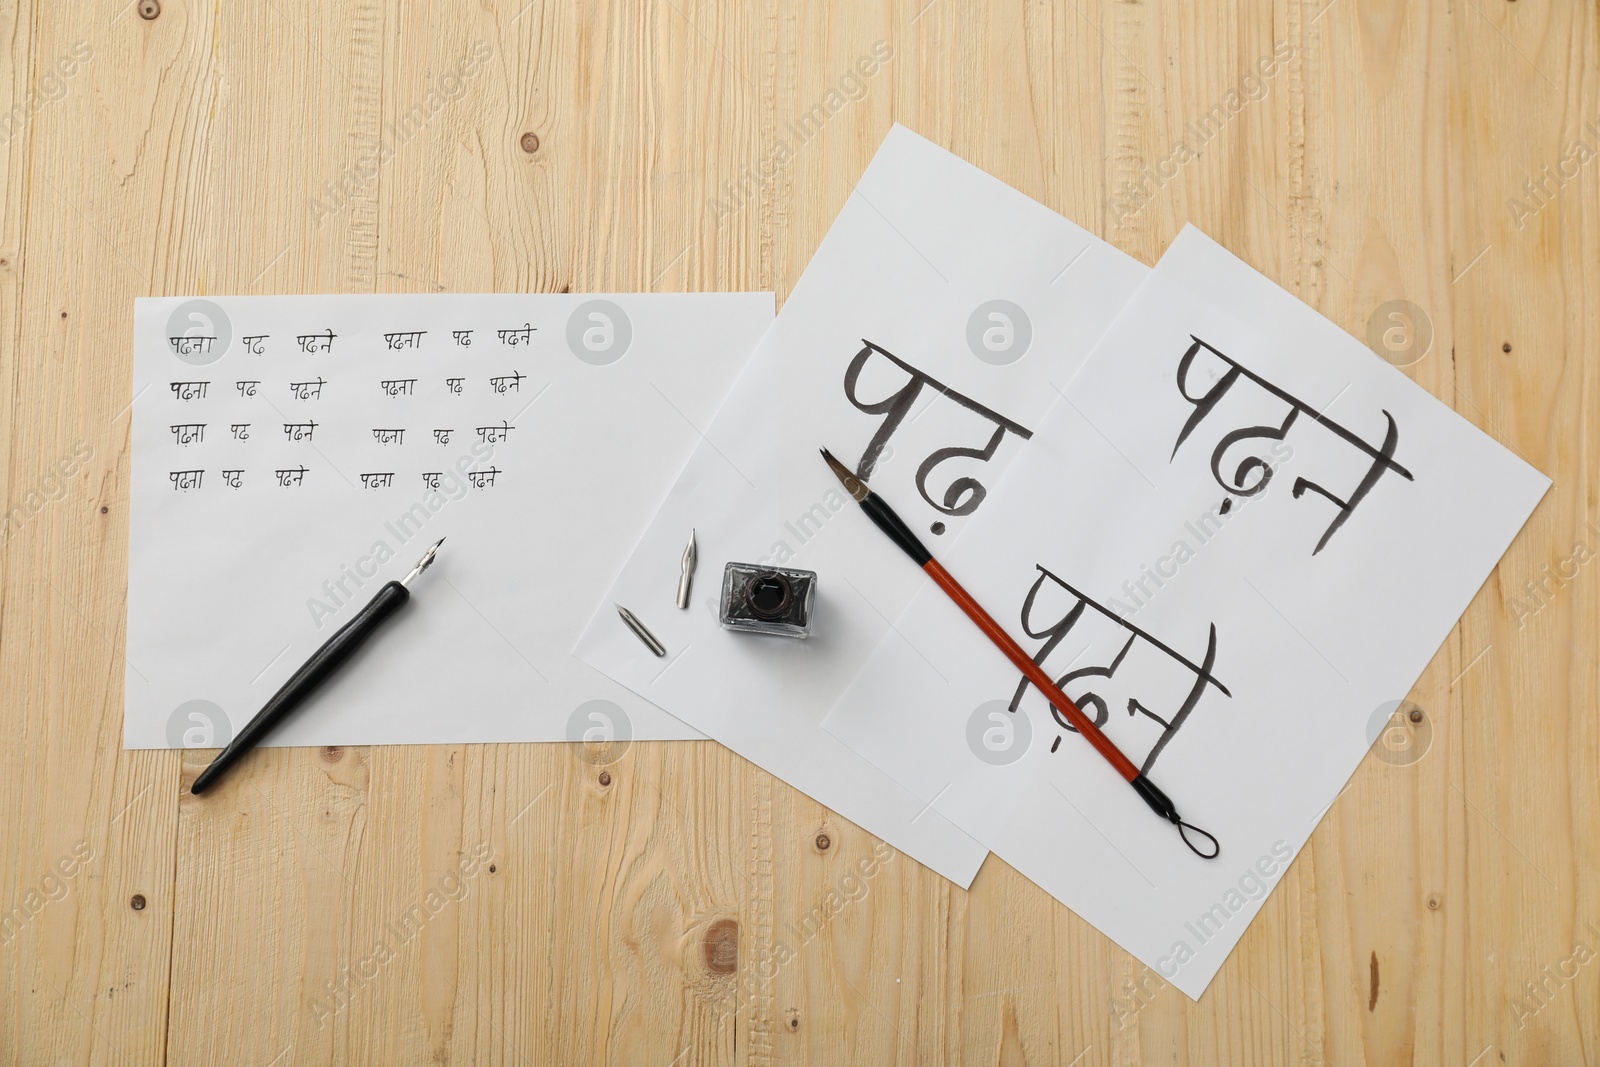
{"left": 720, "top": 563, "right": 816, "bottom": 638}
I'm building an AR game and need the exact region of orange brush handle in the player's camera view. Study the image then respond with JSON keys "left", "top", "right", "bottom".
{"left": 818, "top": 446, "right": 1219, "bottom": 858}
{"left": 923, "top": 559, "right": 1140, "bottom": 782}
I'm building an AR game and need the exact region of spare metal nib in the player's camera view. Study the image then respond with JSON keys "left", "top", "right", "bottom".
{"left": 677, "top": 529, "right": 697, "bottom": 609}
{"left": 401, "top": 537, "right": 446, "bottom": 587}
{"left": 616, "top": 603, "right": 666, "bottom": 657}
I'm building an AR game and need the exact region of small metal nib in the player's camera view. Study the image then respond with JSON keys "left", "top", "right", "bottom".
{"left": 401, "top": 537, "right": 446, "bottom": 587}
{"left": 676, "top": 529, "right": 697, "bottom": 609}
{"left": 616, "top": 604, "right": 667, "bottom": 657}
{"left": 819, "top": 448, "right": 869, "bottom": 502}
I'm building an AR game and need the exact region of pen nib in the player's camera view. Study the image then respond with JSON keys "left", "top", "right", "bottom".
{"left": 677, "top": 529, "right": 697, "bottom": 609}
{"left": 401, "top": 537, "right": 446, "bottom": 587}
{"left": 819, "top": 448, "right": 869, "bottom": 502}
{"left": 616, "top": 602, "right": 667, "bottom": 656}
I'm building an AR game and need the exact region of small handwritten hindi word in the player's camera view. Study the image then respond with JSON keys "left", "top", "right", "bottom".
{"left": 288, "top": 378, "right": 326, "bottom": 400}
{"left": 170, "top": 381, "right": 210, "bottom": 401}
{"left": 844, "top": 341, "right": 1034, "bottom": 523}
{"left": 360, "top": 472, "right": 395, "bottom": 489}
{"left": 242, "top": 335, "right": 268, "bottom": 355}
{"left": 296, "top": 329, "right": 336, "bottom": 354}
{"left": 1171, "top": 336, "right": 1415, "bottom": 554}
{"left": 467, "top": 467, "right": 500, "bottom": 489}
{"left": 452, "top": 329, "right": 473, "bottom": 346}
{"left": 275, "top": 466, "right": 308, "bottom": 487}
{"left": 229, "top": 423, "right": 250, "bottom": 441}
{"left": 421, "top": 472, "right": 443, "bottom": 489}
{"left": 236, "top": 380, "right": 260, "bottom": 397}
{"left": 476, "top": 422, "right": 514, "bottom": 444}
{"left": 283, "top": 421, "right": 318, "bottom": 442}
{"left": 372, "top": 428, "right": 405, "bottom": 445}
{"left": 497, "top": 323, "right": 534, "bottom": 346}
{"left": 384, "top": 330, "right": 425, "bottom": 350}
{"left": 221, "top": 469, "right": 243, "bottom": 489}
{"left": 379, "top": 378, "right": 417, "bottom": 397}
{"left": 169, "top": 423, "right": 206, "bottom": 446}
{"left": 168, "top": 335, "right": 215, "bottom": 357}
{"left": 1011, "top": 566, "right": 1230, "bottom": 776}
{"left": 489, "top": 371, "right": 524, "bottom": 395}
{"left": 432, "top": 429, "right": 454, "bottom": 445}
{"left": 169, "top": 469, "right": 204, "bottom": 491}
{"left": 445, "top": 377, "right": 464, "bottom": 395}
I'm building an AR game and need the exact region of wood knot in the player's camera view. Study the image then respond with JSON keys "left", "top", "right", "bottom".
{"left": 1427, "top": 894, "right": 1440, "bottom": 910}
{"left": 814, "top": 832, "right": 831, "bottom": 852}
{"left": 597, "top": 770, "right": 611, "bottom": 787}
{"left": 138, "top": 0, "right": 160, "bottom": 17}
{"left": 703, "top": 918, "right": 738, "bottom": 974}
{"left": 321, "top": 746, "right": 343, "bottom": 762}
{"left": 130, "top": 894, "right": 146, "bottom": 911}
{"left": 520, "top": 132, "right": 541, "bottom": 154}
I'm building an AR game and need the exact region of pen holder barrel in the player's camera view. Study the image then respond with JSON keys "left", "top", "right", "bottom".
{"left": 225, "top": 582, "right": 410, "bottom": 760}
{"left": 192, "top": 569, "right": 425, "bottom": 795}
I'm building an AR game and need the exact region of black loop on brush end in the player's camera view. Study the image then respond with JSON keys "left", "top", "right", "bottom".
{"left": 1176, "top": 819, "right": 1220, "bottom": 860}
{"left": 1131, "top": 774, "right": 1220, "bottom": 859}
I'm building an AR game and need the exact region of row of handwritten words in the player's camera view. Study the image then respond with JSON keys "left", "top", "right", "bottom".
{"left": 167, "top": 423, "right": 514, "bottom": 446}
{"left": 168, "top": 372, "right": 525, "bottom": 402}
{"left": 839, "top": 337, "right": 1415, "bottom": 554}
{"left": 166, "top": 468, "right": 501, "bottom": 491}
{"left": 167, "top": 325, "right": 537, "bottom": 357}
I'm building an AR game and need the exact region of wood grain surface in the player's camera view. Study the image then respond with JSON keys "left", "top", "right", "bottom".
{"left": 1, "top": 0, "right": 1596, "bottom": 1063}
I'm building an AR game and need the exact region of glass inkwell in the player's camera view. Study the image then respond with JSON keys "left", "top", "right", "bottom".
{"left": 719, "top": 562, "right": 816, "bottom": 638}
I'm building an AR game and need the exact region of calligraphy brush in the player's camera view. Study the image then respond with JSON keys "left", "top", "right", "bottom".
{"left": 819, "top": 449, "right": 1219, "bottom": 859}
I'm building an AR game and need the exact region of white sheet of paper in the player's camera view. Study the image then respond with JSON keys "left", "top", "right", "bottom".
{"left": 824, "top": 225, "right": 1550, "bottom": 996}
{"left": 570, "top": 125, "right": 1148, "bottom": 886}
{"left": 126, "top": 292, "right": 773, "bottom": 750}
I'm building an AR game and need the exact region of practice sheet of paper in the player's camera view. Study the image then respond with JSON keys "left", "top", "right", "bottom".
{"left": 571, "top": 125, "right": 1148, "bottom": 886}
{"left": 824, "top": 226, "right": 1550, "bottom": 996}
{"left": 127, "top": 292, "right": 773, "bottom": 750}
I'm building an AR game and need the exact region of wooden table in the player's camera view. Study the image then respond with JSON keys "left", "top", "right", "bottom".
{"left": 2, "top": 1, "right": 1594, "bottom": 1063}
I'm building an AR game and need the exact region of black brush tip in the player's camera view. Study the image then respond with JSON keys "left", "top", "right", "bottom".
{"left": 818, "top": 448, "right": 869, "bottom": 502}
